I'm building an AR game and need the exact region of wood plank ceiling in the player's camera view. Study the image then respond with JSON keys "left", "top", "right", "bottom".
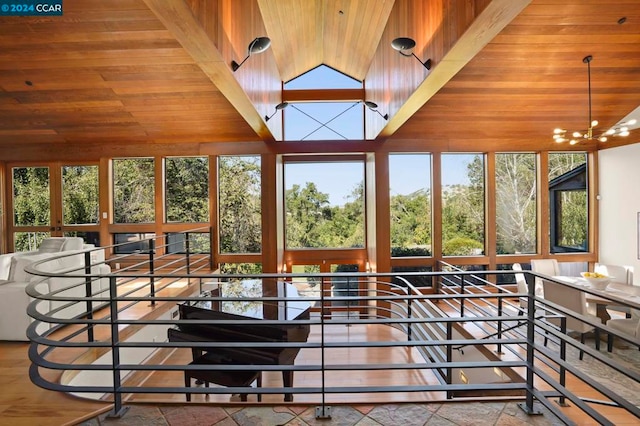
{"left": 0, "top": 0, "right": 639, "bottom": 152}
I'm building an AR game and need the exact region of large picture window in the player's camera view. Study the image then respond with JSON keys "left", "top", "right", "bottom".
{"left": 113, "top": 158, "right": 155, "bottom": 224}
{"left": 495, "top": 153, "right": 536, "bottom": 254}
{"left": 218, "top": 156, "right": 261, "bottom": 254}
{"left": 549, "top": 153, "right": 588, "bottom": 253}
{"left": 441, "top": 154, "right": 485, "bottom": 256}
{"left": 165, "top": 157, "right": 209, "bottom": 223}
{"left": 284, "top": 159, "right": 365, "bottom": 249}
{"left": 12, "top": 166, "right": 50, "bottom": 251}
{"left": 62, "top": 165, "right": 99, "bottom": 225}
{"left": 389, "top": 153, "right": 432, "bottom": 257}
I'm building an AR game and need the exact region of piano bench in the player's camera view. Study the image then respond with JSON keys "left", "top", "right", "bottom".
{"left": 184, "top": 355, "right": 262, "bottom": 402}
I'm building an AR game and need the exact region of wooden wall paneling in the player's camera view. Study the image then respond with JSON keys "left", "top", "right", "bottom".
{"left": 209, "top": 154, "right": 220, "bottom": 269}
{"left": 145, "top": 0, "right": 273, "bottom": 141}
{"left": 588, "top": 152, "right": 599, "bottom": 260}
{"left": 431, "top": 152, "right": 443, "bottom": 269}
{"left": 322, "top": 0, "right": 395, "bottom": 82}
{"left": 257, "top": 0, "right": 324, "bottom": 83}
{"left": 537, "top": 152, "right": 549, "bottom": 257}
{"left": 153, "top": 155, "right": 165, "bottom": 253}
{"left": 99, "top": 157, "right": 112, "bottom": 255}
{"left": 261, "top": 153, "right": 278, "bottom": 273}
{"left": 0, "top": 161, "right": 5, "bottom": 253}
{"left": 369, "top": 152, "right": 385, "bottom": 273}
{"left": 376, "top": 0, "right": 531, "bottom": 139}
{"left": 485, "top": 152, "right": 497, "bottom": 270}
{"left": 216, "top": 0, "right": 282, "bottom": 137}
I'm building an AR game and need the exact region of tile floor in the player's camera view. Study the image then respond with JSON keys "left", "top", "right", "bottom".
{"left": 80, "top": 401, "right": 561, "bottom": 425}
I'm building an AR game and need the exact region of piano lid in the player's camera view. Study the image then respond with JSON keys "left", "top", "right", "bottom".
{"left": 192, "top": 279, "right": 310, "bottom": 321}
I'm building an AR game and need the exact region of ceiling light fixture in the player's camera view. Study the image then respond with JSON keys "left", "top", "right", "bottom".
{"left": 231, "top": 37, "right": 271, "bottom": 72}
{"left": 552, "top": 55, "right": 635, "bottom": 145}
{"left": 391, "top": 37, "right": 432, "bottom": 70}
{"left": 363, "top": 101, "right": 388, "bottom": 120}
{"left": 265, "top": 102, "right": 289, "bottom": 121}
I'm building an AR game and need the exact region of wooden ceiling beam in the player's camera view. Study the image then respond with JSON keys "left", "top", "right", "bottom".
{"left": 283, "top": 88, "right": 365, "bottom": 103}
{"left": 142, "top": 0, "right": 275, "bottom": 142}
{"left": 379, "top": 0, "right": 532, "bottom": 138}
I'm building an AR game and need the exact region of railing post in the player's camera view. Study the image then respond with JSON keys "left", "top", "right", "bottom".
{"left": 316, "top": 275, "right": 331, "bottom": 419}
{"left": 106, "top": 276, "right": 129, "bottom": 419}
{"left": 446, "top": 321, "right": 453, "bottom": 400}
{"left": 407, "top": 289, "right": 412, "bottom": 341}
{"left": 519, "top": 272, "right": 541, "bottom": 416}
{"left": 460, "top": 276, "right": 465, "bottom": 317}
{"left": 496, "top": 287, "right": 503, "bottom": 354}
{"left": 558, "top": 316, "right": 568, "bottom": 406}
{"left": 83, "top": 251, "right": 94, "bottom": 342}
{"left": 148, "top": 239, "right": 155, "bottom": 306}
{"left": 185, "top": 232, "right": 191, "bottom": 286}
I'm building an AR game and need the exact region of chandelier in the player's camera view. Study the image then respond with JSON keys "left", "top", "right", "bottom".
{"left": 553, "top": 55, "right": 636, "bottom": 145}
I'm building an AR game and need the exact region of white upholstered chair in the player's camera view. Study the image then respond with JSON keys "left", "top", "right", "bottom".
{"left": 512, "top": 263, "right": 529, "bottom": 314}
{"left": 542, "top": 278, "right": 600, "bottom": 360}
{"left": 595, "top": 263, "right": 635, "bottom": 317}
{"left": 594, "top": 263, "right": 633, "bottom": 284}
{"left": 530, "top": 259, "right": 559, "bottom": 298}
{"left": 606, "top": 309, "right": 640, "bottom": 352}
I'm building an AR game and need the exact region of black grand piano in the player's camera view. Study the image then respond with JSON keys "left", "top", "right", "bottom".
{"left": 168, "top": 279, "right": 311, "bottom": 401}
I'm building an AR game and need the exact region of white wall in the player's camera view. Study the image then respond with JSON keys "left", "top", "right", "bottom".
{"left": 598, "top": 143, "right": 640, "bottom": 285}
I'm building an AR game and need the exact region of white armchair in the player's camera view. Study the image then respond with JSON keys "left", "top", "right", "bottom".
{"left": 0, "top": 237, "right": 111, "bottom": 341}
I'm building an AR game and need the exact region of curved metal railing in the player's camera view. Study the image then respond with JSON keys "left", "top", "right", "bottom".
{"left": 19, "top": 244, "right": 640, "bottom": 425}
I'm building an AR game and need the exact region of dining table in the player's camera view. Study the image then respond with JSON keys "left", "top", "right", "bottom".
{"left": 553, "top": 276, "right": 640, "bottom": 323}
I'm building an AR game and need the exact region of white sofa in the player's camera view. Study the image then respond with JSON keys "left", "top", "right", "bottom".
{"left": 0, "top": 237, "right": 111, "bottom": 341}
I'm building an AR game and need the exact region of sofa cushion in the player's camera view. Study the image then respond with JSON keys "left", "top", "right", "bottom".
{"left": 36, "top": 238, "right": 67, "bottom": 253}
{"left": 61, "top": 237, "right": 84, "bottom": 251}
{"left": 35, "top": 237, "right": 84, "bottom": 254}
{"left": 8, "top": 253, "right": 64, "bottom": 282}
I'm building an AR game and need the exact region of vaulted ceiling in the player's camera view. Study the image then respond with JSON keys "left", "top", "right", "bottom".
{"left": 0, "top": 0, "right": 639, "bottom": 155}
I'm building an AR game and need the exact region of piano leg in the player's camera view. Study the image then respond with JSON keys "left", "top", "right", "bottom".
{"left": 192, "top": 348, "right": 204, "bottom": 385}
{"left": 282, "top": 371, "right": 294, "bottom": 401}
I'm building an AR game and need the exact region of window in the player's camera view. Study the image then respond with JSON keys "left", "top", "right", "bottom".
{"left": 113, "top": 232, "right": 155, "bottom": 254}
{"left": 283, "top": 65, "right": 364, "bottom": 141}
{"left": 218, "top": 156, "right": 261, "bottom": 254}
{"left": 166, "top": 232, "right": 210, "bottom": 254}
{"left": 113, "top": 158, "right": 155, "bottom": 224}
{"left": 13, "top": 166, "right": 50, "bottom": 227}
{"left": 62, "top": 165, "right": 99, "bottom": 225}
{"left": 441, "top": 154, "right": 485, "bottom": 256}
{"left": 389, "top": 154, "right": 432, "bottom": 257}
{"left": 219, "top": 263, "right": 263, "bottom": 275}
{"left": 165, "top": 157, "right": 209, "bottom": 223}
{"left": 495, "top": 153, "right": 536, "bottom": 254}
{"left": 12, "top": 166, "right": 50, "bottom": 251}
{"left": 284, "top": 160, "right": 364, "bottom": 249}
{"left": 284, "top": 102, "right": 364, "bottom": 141}
{"left": 549, "top": 153, "right": 588, "bottom": 253}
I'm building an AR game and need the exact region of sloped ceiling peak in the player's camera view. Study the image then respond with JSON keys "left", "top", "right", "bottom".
{"left": 258, "top": 0, "right": 395, "bottom": 82}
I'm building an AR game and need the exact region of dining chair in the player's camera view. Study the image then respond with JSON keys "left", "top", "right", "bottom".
{"left": 512, "top": 263, "right": 528, "bottom": 315}
{"left": 595, "top": 263, "right": 635, "bottom": 317}
{"left": 594, "top": 263, "right": 633, "bottom": 285}
{"left": 530, "top": 259, "right": 559, "bottom": 298}
{"left": 542, "top": 279, "right": 600, "bottom": 360}
{"left": 606, "top": 309, "right": 640, "bottom": 352}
